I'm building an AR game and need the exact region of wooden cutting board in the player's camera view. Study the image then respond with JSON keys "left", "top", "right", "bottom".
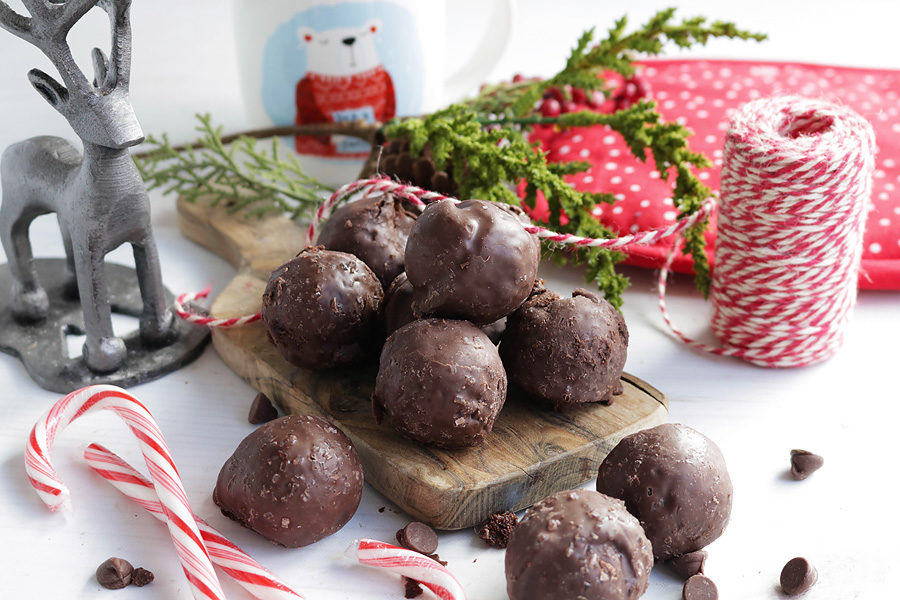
{"left": 176, "top": 197, "right": 668, "bottom": 530}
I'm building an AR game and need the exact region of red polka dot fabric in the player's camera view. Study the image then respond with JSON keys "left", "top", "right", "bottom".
{"left": 527, "top": 59, "right": 900, "bottom": 289}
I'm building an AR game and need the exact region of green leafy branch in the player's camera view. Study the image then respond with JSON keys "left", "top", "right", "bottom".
{"left": 136, "top": 114, "right": 333, "bottom": 220}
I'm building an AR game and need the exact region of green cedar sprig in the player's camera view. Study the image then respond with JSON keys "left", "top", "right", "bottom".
{"left": 136, "top": 114, "right": 332, "bottom": 220}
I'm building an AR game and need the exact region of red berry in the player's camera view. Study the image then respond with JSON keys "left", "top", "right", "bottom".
{"left": 571, "top": 88, "right": 587, "bottom": 104}
{"left": 542, "top": 87, "right": 564, "bottom": 103}
{"left": 540, "top": 98, "right": 562, "bottom": 117}
{"left": 562, "top": 101, "right": 578, "bottom": 114}
{"left": 512, "top": 73, "right": 526, "bottom": 83}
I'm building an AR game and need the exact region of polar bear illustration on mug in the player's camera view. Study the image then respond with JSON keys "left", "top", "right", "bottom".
{"left": 295, "top": 19, "right": 396, "bottom": 157}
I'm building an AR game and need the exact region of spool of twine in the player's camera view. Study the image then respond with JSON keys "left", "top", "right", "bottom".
{"left": 661, "top": 95, "right": 876, "bottom": 367}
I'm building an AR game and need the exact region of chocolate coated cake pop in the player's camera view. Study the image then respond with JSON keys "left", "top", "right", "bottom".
{"left": 317, "top": 193, "right": 418, "bottom": 287}
{"left": 213, "top": 415, "right": 363, "bottom": 548}
{"left": 261, "top": 247, "right": 383, "bottom": 370}
{"left": 373, "top": 318, "right": 507, "bottom": 448}
{"left": 596, "top": 423, "right": 733, "bottom": 560}
{"left": 500, "top": 285, "right": 628, "bottom": 409}
{"left": 404, "top": 199, "right": 539, "bottom": 324}
{"left": 505, "top": 489, "right": 653, "bottom": 600}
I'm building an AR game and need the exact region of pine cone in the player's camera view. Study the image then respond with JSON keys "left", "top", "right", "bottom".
{"left": 371, "top": 137, "right": 458, "bottom": 196}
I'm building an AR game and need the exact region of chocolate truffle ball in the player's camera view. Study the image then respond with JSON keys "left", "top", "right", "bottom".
{"left": 317, "top": 193, "right": 418, "bottom": 287}
{"left": 373, "top": 318, "right": 507, "bottom": 448}
{"left": 501, "top": 286, "right": 628, "bottom": 409}
{"left": 261, "top": 247, "right": 383, "bottom": 370}
{"left": 383, "top": 272, "right": 505, "bottom": 343}
{"left": 405, "top": 199, "right": 540, "bottom": 324}
{"left": 213, "top": 415, "right": 363, "bottom": 548}
{"left": 505, "top": 490, "right": 653, "bottom": 600}
{"left": 596, "top": 423, "right": 734, "bottom": 560}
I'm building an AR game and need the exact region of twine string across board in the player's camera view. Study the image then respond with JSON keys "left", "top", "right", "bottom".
{"left": 176, "top": 95, "right": 876, "bottom": 369}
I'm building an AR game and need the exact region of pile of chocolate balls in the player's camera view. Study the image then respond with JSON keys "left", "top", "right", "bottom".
{"left": 219, "top": 192, "right": 734, "bottom": 600}
{"left": 261, "top": 193, "right": 629, "bottom": 448}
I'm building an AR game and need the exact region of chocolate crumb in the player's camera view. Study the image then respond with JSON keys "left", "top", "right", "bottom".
{"left": 248, "top": 392, "right": 278, "bottom": 424}
{"left": 669, "top": 550, "right": 708, "bottom": 579}
{"left": 427, "top": 553, "right": 448, "bottom": 566}
{"left": 96, "top": 557, "right": 133, "bottom": 589}
{"left": 476, "top": 511, "right": 518, "bottom": 548}
{"left": 403, "top": 576, "right": 423, "bottom": 598}
{"left": 790, "top": 450, "right": 824, "bottom": 480}
{"left": 131, "top": 567, "right": 154, "bottom": 587}
{"left": 683, "top": 574, "right": 718, "bottom": 600}
{"left": 397, "top": 522, "right": 439, "bottom": 555}
{"left": 378, "top": 506, "right": 386, "bottom": 513}
{"left": 780, "top": 557, "right": 817, "bottom": 595}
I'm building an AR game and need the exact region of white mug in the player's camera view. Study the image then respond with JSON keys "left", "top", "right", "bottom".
{"left": 232, "top": 0, "right": 516, "bottom": 186}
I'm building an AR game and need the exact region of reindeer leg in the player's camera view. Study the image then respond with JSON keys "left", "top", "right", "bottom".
{"left": 132, "top": 231, "right": 174, "bottom": 346}
{"left": 71, "top": 235, "right": 126, "bottom": 372}
{"left": 0, "top": 204, "right": 49, "bottom": 321}
{"left": 58, "top": 218, "right": 79, "bottom": 300}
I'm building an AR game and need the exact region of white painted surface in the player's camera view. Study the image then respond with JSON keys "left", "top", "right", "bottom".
{"left": 0, "top": 1, "right": 898, "bottom": 598}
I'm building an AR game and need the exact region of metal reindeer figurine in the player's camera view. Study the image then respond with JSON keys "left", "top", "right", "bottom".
{"left": 0, "top": 0, "right": 206, "bottom": 387}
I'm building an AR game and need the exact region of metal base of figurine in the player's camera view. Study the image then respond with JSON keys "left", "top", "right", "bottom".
{"left": 0, "top": 259, "right": 210, "bottom": 393}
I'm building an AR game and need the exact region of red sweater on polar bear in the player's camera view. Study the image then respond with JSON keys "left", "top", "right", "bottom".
{"left": 295, "top": 19, "right": 396, "bottom": 157}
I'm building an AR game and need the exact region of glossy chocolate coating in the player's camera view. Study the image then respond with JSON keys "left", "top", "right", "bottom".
{"left": 317, "top": 194, "right": 418, "bottom": 287}
{"left": 384, "top": 272, "right": 505, "bottom": 343}
{"left": 505, "top": 490, "right": 653, "bottom": 600}
{"left": 501, "top": 285, "right": 628, "bottom": 409}
{"left": 597, "top": 423, "right": 733, "bottom": 560}
{"left": 373, "top": 318, "right": 507, "bottom": 448}
{"left": 213, "top": 415, "right": 363, "bottom": 548}
{"left": 405, "top": 199, "right": 540, "bottom": 324}
{"left": 261, "top": 247, "right": 383, "bottom": 370}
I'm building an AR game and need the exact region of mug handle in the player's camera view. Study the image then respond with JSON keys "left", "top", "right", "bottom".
{"left": 443, "top": 0, "right": 517, "bottom": 101}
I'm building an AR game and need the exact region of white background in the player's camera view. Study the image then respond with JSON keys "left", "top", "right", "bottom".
{"left": 1, "top": 1, "right": 899, "bottom": 598}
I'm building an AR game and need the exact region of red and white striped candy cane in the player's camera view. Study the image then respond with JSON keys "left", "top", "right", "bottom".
{"left": 350, "top": 538, "right": 466, "bottom": 600}
{"left": 25, "top": 385, "right": 225, "bottom": 600}
{"left": 84, "top": 443, "right": 303, "bottom": 600}
{"left": 175, "top": 177, "right": 713, "bottom": 329}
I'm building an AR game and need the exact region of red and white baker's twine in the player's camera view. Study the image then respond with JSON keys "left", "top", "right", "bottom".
{"left": 659, "top": 96, "right": 876, "bottom": 368}
{"left": 84, "top": 443, "right": 303, "bottom": 600}
{"left": 349, "top": 539, "right": 466, "bottom": 600}
{"left": 176, "top": 178, "right": 714, "bottom": 328}
{"left": 25, "top": 385, "right": 299, "bottom": 600}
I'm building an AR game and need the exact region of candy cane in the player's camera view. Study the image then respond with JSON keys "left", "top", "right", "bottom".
{"left": 174, "top": 177, "right": 714, "bottom": 328}
{"left": 349, "top": 538, "right": 466, "bottom": 600}
{"left": 84, "top": 443, "right": 303, "bottom": 600}
{"left": 25, "top": 385, "right": 225, "bottom": 600}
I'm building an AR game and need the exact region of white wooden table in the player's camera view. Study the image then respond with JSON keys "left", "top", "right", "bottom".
{"left": 1, "top": 1, "right": 898, "bottom": 598}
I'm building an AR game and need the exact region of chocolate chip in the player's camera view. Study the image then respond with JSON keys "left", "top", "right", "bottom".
{"left": 790, "top": 450, "right": 824, "bottom": 480}
{"left": 476, "top": 511, "right": 518, "bottom": 549}
{"left": 669, "top": 550, "right": 708, "bottom": 579}
{"left": 96, "top": 557, "right": 133, "bottom": 589}
{"left": 683, "top": 574, "right": 718, "bottom": 600}
{"left": 131, "top": 567, "right": 154, "bottom": 587}
{"left": 780, "top": 557, "right": 817, "bottom": 595}
{"left": 397, "top": 522, "right": 439, "bottom": 555}
{"left": 248, "top": 392, "right": 278, "bottom": 425}
{"left": 403, "top": 576, "right": 424, "bottom": 598}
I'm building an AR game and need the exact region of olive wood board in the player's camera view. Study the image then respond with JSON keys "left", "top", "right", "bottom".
{"left": 176, "top": 197, "right": 668, "bottom": 530}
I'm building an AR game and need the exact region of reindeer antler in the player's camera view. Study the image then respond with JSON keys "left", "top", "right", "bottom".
{"left": 97, "top": 0, "right": 133, "bottom": 91}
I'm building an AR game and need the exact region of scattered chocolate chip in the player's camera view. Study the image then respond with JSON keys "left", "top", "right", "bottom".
{"left": 780, "top": 557, "right": 817, "bottom": 595}
{"left": 790, "top": 450, "right": 824, "bottom": 480}
{"left": 396, "top": 522, "right": 439, "bottom": 555}
{"left": 96, "top": 557, "right": 133, "bottom": 589}
{"left": 669, "top": 550, "right": 708, "bottom": 579}
{"left": 403, "top": 576, "right": 424, "bottom": 598}
{"left": 131, "top": 567, "right": 154, "bottom": 587}
{"left": 247, "top": 392, "right": 278, "bottom": 425}
{"left": 683, "top": 574, "right": 718, "bottom": 600}
{"left": 476, "top": 511, "right": 518, "bottom": 549}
